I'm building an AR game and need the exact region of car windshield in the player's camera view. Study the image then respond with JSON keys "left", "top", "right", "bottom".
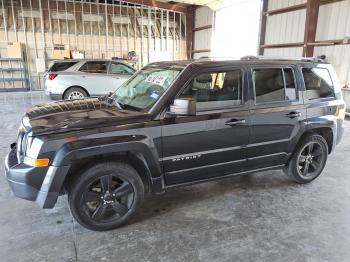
{"left": 111, "top": 66, "right": 183, "bottom": 111}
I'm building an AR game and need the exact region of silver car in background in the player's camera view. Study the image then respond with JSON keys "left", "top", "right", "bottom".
{"left": 44, "top": 59, "right": 136, "bottom": 100}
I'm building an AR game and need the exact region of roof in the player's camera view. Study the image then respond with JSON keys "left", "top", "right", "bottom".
{"left": 147, "top": 57, "right": 328, "bottom": 70}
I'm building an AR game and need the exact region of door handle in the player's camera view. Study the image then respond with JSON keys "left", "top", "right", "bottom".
{"left": 286, "top": 112, "right": 301, "bottom": 118}
{"left": 225, "top": 119, "right": 246, "bottom": 126}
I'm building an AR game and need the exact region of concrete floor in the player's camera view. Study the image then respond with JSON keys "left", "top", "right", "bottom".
{"left": 0, "top": 91, "right": 350, "bottom": 262}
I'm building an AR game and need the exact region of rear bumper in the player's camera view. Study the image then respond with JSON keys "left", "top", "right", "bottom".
{"left": 5, "top": 148, "right": 69, "bottom": 208}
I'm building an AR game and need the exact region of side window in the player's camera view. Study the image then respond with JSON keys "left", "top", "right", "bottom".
{"left": 110, "top": 63, "right": 135, "bottom": 75}
{"left": 49, "top": 62, "right": 77, "bottom": 72}
{"left": 79, "top": 61, "right": 107, "bottom": 74}
{"left": 179, "top": 70, "right": 242, "bottom": 111}
{"left": 253, "top": 68, "right": 297, "bottom": 104}
{"left": 302, "top": 68, "right": 334, "bottom": 99}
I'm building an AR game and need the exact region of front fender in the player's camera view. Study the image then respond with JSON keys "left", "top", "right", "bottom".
{"left": 38, "top": 135, "right": 162, "bottom": 208}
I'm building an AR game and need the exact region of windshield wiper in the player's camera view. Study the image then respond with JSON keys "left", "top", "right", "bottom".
{"left": 99, "top": 92, "right": 124, "bottom": 109}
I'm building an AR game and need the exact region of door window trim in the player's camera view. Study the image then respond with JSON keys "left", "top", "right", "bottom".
{"left": 251, "top": 66, "right": 300, "bottom": 106}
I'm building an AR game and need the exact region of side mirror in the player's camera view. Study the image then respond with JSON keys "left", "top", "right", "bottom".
{"left": 168, "top": 98, "right": 196, "bottom": 116}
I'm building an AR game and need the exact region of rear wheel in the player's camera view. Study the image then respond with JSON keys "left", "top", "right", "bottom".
{"left": 64, "top": 87, "right": 88, "bottom": 100}
{"left": 68, "top": 161, "right": 144, "bottom": 231}
{"left": 284, "top": 134, "right": 328, "bottom": 183}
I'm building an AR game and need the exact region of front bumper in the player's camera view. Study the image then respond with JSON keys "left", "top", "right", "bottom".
{"left": 5, "top": 148, "right": 69, "bottom": 208}
{"left": 5, "top": 148, "right": 48, "bottom": 201}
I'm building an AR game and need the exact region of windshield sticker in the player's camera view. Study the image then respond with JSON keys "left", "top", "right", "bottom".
{"left": 150, "top": 92, "right": 160, "bottom": 99}
{"left": 145, "top": 75, "right": 167, "bottom": 86}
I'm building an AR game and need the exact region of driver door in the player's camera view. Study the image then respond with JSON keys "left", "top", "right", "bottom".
{"left": 161, "top": 68, "right": 251, "bottom": 185}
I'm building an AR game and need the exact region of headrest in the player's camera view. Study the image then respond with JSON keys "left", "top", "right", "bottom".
{"left": 196, "top": 74, "right": 212, "bottom": 83}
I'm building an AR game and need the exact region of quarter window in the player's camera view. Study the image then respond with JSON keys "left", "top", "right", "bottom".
{"left": 253, "top": 68, "right": 297, "bottom": 103}
{"left": 179, "top": 70, "right": 242, "bottom": 110}
{"left": 302, "top": 68, "right": 334, "bottom": 99}
{"left": 79, "top": 61, "right": 107, "bottom": 74}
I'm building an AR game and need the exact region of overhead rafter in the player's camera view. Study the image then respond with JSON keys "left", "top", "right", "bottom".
{"left": 122, "top": 0, "right": 188, "bottom": 13}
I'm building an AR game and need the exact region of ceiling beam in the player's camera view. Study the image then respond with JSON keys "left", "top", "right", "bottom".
{"left": 122, "top": 0, "right": 188, "bottom": 13}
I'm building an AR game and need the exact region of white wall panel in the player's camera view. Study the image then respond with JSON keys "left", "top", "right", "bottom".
{"left": 268, "top": 0, "right": 306, "bottom": 11}
{"left": 193, "top": 6, "right": 213, "bottom": 57}
{"left": 316, "top": 0, "right": 350, "bottom": 41}
{"left": 264, "top": 47, "right": 303, "bottom": 57}
{"left": 265, "top": 9, "right": 306, "bottom": 44}
{"left": 314, "top": 45, "right": 350, "bottom": 86}
{"left": 194, "top": 29, "right": 212, "bottom": 50}
{"left": 195, "top": 6, "right": 213, "bottom": 27}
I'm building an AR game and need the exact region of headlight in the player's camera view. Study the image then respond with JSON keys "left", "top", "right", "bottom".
{"left": 22, "top": 115, "right": 31, "bottom": 130}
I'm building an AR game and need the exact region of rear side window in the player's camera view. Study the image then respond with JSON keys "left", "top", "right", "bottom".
{"left": 302, "top": 68, "right": 334, "bottom": 99}
{"left": 253, "top": 68, "right": 297, "bottom": 104}
{"left": 49, "top": 62, "right": 77, "bottom": 72}
{"left": 79, "top": 61, "right": 107, "bottom": 74}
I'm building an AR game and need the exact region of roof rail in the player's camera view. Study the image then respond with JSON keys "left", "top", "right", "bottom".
{"left": 240, "top": 55, "right": 326, "bottom": 63}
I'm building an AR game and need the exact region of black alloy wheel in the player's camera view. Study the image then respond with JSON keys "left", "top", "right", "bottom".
{"left": 284, "top": 134, "right": 328, "bottom": 183}
{"left": 68, "top": 162, "right": 144, "bottom": 231}
{"left": 297, "top": 141, "right": 326, "bottom": 179}
{"left": 81, "top": 174, "right": 134, "bottom": 222}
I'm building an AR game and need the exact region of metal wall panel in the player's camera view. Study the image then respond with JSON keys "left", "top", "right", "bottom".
{"left": 193, "top": 6, "right": 213, "bottom": 58}
{"left": 265, "top": 9, "right": 306, "bottom": 44}
{"left": 194, "top": 6, "right": 213, "bottom": 27}
{"left": 316, "top": 0, "right": 350, "bottom": 41}
{"left": 314, "top": 45, "right": 350, "bottom": 85}
{"left": 264, "top": 47, "right": 303, "bottom": 57}
{"left": 268, "top": 0, "right": 306, "bottom": 11}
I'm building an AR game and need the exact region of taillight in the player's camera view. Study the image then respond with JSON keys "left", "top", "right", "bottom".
{"left": 47, "top": 74, "right": 57, "bottom": 80}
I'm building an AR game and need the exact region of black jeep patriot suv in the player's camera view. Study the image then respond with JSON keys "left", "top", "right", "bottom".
{"left": 5, "top": 57, "right": 345, "bottom": 231}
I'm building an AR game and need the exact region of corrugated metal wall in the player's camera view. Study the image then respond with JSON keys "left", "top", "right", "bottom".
{"left": 263, "top": 0, "right": 350, "bottom": 86}
{"left": 268, "top": 0, "right": 306, "bottom": 10}
{"left": 0, "top": 0, "right": 187, "bottom": 90}
{"left": 193, "top": 6, "right": 213, "bottom": 59}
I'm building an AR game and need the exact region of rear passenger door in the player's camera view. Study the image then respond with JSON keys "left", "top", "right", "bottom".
{"left": 247, "top": 66, "right": 307, "bottom": 170}
{"left": 78, "top": 61, "right": 112, "bottom": 95}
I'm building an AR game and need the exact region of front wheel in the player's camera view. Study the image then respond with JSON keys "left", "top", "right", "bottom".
{"left": 68, "top": 161, "right": 144, "bottom": 231}
{"left": 284, "top": 134, "right": 328, "bottom": 184}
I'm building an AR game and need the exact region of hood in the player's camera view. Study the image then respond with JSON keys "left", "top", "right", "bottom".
{"left": 25, "top": 98, "right": 150, "bottom": 135}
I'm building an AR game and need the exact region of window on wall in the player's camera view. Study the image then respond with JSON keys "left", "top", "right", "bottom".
{"left": 79, "top": 61, "right": 107, "bottom": 74}
{"left": 253, "top": 68, "right": 297, "bottom": 103}
{"left": 302, "top": 68, "right": 335, "bottom": 99}
{"left": 179, "top": 70, "right": 242, "bottom": 110}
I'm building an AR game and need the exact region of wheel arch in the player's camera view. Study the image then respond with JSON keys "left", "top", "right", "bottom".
{"left": 297, "top": 127, "right": 334, "bottom": 154}
{"left": 63, "top": 151, "right": 155, "bottom": 194}
{"left": 63, "top": 85, "right": 90, "bottom": 99}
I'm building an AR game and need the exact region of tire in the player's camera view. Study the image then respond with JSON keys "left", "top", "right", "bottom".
{"left": 68, "top": 161, "right": 144, "bottom": 231}
{"left": 64, "top": 87, "right": 88, "bottom": 100}
{"left": 284, "top": 134, "right": 328, "bottom": 184}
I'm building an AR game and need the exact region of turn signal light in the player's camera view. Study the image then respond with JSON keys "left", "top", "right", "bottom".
{"left": 47, "top": 74, "right": 57, "bottom": 80}
{"left": 24, "top": 157, "right": 50, "bottom": 167}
